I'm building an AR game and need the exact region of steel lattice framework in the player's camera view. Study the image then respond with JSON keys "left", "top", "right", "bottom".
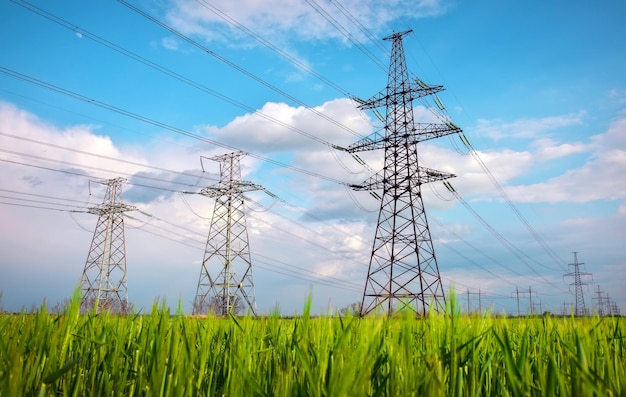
{"left": 348, "top": 30, "right": 461, "bottom": 316}
{"left": 192, "top": 152, "right": 262, "bottom": 316}
{"left": 564, "top": 252, "right": 592, "bottom": 316}
{"left": 80, "top": 177, "right": 136, "bottom": 314}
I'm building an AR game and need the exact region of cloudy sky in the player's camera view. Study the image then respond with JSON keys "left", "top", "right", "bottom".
{"left": 1, "top": 0, "right": 624, "bottom": 315}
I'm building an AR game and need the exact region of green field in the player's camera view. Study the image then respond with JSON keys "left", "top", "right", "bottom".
{"left": 1, "top": 294, "right": 624, "bottom": 396}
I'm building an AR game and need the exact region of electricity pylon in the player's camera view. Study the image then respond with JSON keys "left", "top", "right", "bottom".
{"left": 192, "top": 151, "right": 262, "bottom": 316}
{"left": 80, "top": 177, "right": 136, "bottom": 314}
{"left": 564, "top": 252, "right": 592, "bottom": 316}
{"left": 593, "top": 285, "right": 605, "bottom": 316}
{"left": 347, "top": 30, "right": 461, "bottom": 317}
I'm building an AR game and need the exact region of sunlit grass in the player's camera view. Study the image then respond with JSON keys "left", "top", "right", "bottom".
{"left": 1, "top": 292, "right": 624, "bottom": 396}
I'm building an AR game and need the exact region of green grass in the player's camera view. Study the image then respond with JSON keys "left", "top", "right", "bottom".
{"left": 1, "top": 294, "right": 624, "bottom": 396}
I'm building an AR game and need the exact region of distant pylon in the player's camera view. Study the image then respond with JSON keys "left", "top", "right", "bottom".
{"left": 564, "top": 252, "right": 592, "bottom": 316}
{"left": 593, "top": 285, "right": 605, "bottom": 316}
{"left": 193, "top": 151, "right": 262, "bottom": 316}
{"left": 347, "top": 30, "right": 461, "bottom": 316}
{"left": 80, "top": 177, "right": 136, "bottom": 314}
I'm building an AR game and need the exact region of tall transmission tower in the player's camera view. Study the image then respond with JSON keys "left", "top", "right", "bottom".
{"left": 192, "top": 151, "right": 263, "bottom": 316}
{"left": 347, "top": 30, "right": 461, "bottom": 316}
{"left": 564, "top": 252, "right": 592, "bottom": 316}
{"left": 80, "top": 177, "right": 136, "bottom": 314}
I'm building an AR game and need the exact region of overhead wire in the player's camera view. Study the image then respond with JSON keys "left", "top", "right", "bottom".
{"left": 0, "top": 66, "right": 351, "bottom": 185}
{"left": 443, "top": 182, "right": 569, "bottom": 293}
{"left": 115, "top": 0, "right": 367, "bottom": 140}
{"left": 123, "top": 210, "right": 364, "bottom": 293}
{"left": 192, "top": 0, "right": 354, "bottom": 98}
{"left": 0, "top": 131, "right": 219, "bottom": 184}
{"left": 303, "top": 0, "right": 387, "bottom": 72}
{"left": 328, "top": 0, "right": 390, "bottom": 56}
{"left": 0, "top": 147, "right": 205, "bottom": 190}
{"left": 9, "top": 0, "right": 370, "bottom": 154}
{"left": 0, "top": 200, "right": 85, "bottom": 212}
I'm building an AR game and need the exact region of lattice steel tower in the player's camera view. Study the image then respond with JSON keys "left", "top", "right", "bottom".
{"left": 564, "top": 252, "right": 592, "bottom": 316}
{"left": 193, "top": 151, "right": 262, "bottom": 316}
{"left": 347, "top": 30, "right": 461, "bottom": 316}
{"left": 80, "top": 177, "right": 136, "bottom": 314}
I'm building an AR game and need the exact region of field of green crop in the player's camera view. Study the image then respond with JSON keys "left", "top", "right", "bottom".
{"left": 1, "top": 294, "right": 624, "bottom": 396}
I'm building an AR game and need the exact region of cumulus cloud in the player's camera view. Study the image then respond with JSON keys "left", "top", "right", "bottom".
{"left": 474, "top": 112, "right": 585, "bottom": 141}
{"left": 504, "top": 117, "right": 626, "bottom": 203}
{"left": 203, "top": 98, "right": 370, "bottom": 153}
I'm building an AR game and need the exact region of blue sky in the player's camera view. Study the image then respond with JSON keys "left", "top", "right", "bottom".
{"left": 0, "top": 0, "right": 624, "bottom": 315}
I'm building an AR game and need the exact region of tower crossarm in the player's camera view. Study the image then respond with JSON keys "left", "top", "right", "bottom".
{"left": 346, "top": 122, "right": 462, "bottom": 153}
{"left": 417, "top": 167, "right": 456, "bottom": 184}
{"left": 199, "top": 181, "right": 264, "bottom": 198}
{"left": 350, "top": 166, "right": 455, "bottom": 191}
{"left": 349, "top": 173, "right": 384, "bottom": 191}
{"left": 353, "top": 81, "right": 444, "bottom": 111}
{"left": 87, "top": 203, "right": 137, "bottom": 215}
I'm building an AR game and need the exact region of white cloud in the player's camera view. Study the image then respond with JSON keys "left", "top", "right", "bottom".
{"left": 531, "top": 138, "right": 588, "bottom": 161}
{"left": 474, "top": 112, "right": 585, "bottom": 141}
{"left": 618, "top": 202, "right": 626, "bottom": 217}
{"left": 166, "top": 0, "right": 449, "bottom": 45}
{"left": 504, "top": 117, "right": 626, "bottom": 203}
{"left": 204, "top": 98, "right": 370, "bottom": 153}
{"left": 161, "top": 36, "right": 180, "bottom": 51}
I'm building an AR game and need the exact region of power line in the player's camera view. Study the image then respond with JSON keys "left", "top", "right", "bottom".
{"left": 116, "top": 0, "right": 366, "bottom": 140}
{"left": 443, "top": 181, "right": 569, "bottom": 293}
{"left": 303, "top": 0, "right": 387, "bottom": 71}
{"left": 192, "top": 0, "right": 355, "bottom": 98}
{"left": 122, "top": 210, "right": 364, "bottom": 294}
{"left": 0, "top": 131, "right": 219, "bottom": 184}
{"left": 9, "top": 0, "right": 367, "bottom": 147}
{"left": 0, "top": 66, "right": 348, "bottom": 185}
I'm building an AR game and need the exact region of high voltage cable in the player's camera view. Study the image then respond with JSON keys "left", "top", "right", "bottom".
{"left": 0, "top": 131, "right": 219, "bottom": 184}
{"left": 463, "top": 143, "right": 568, "bottom": 270}
{"left": 244, "top": 194, "right": 370, "bottom": 257}
{"left": 328, "top": 0, "right": 390, "bottom": 55}
{"left": 0, "top": 190, "right": 365, "bottom": 293}
{"left": 444, "top": 184, "right": 569, "bottom": 293}
{"left": 430, "top": 215, "right": 560, "bottom": 288}
{"left": 115, "top": 0, "right": 366, "bottom": 139}
{"left": 1, "top": 149, "right": 364, "bottom": 247}
{"left": 0, "top": 188, "right": 91, "bottom": 205}
{"left": 192, "top": 0, "right": 352, "bottom": 98}
{"left": 9, "top": 0, "right": 365, "bottom": 149}
{"left": 0, "top": 157, "right": 194, "bottom": 195}
{"left": 0, "top": 66, "right": 347, "bottom": 185}
{"left": 404, "top": 27, "right": 567, "bottom": 271}
{"left": 0, "top": 195, "right": 86, "bottom": 210}
{"left": 303, "top": 0, "right": 387, "bottom": 72}
{"left": 0, "top": 125, "right": 558, "bottom": 298}
{"left": 184, "top": 190, "right": 367, "bottom": 269}
{"left": 123, "top": 212, "right": 364, "bottom": 293}
{"left": 0, "top": 148, "right": 204, "bottom": 189}
{"left": 0, "top": 200, "right": 86, "bottom": 213}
